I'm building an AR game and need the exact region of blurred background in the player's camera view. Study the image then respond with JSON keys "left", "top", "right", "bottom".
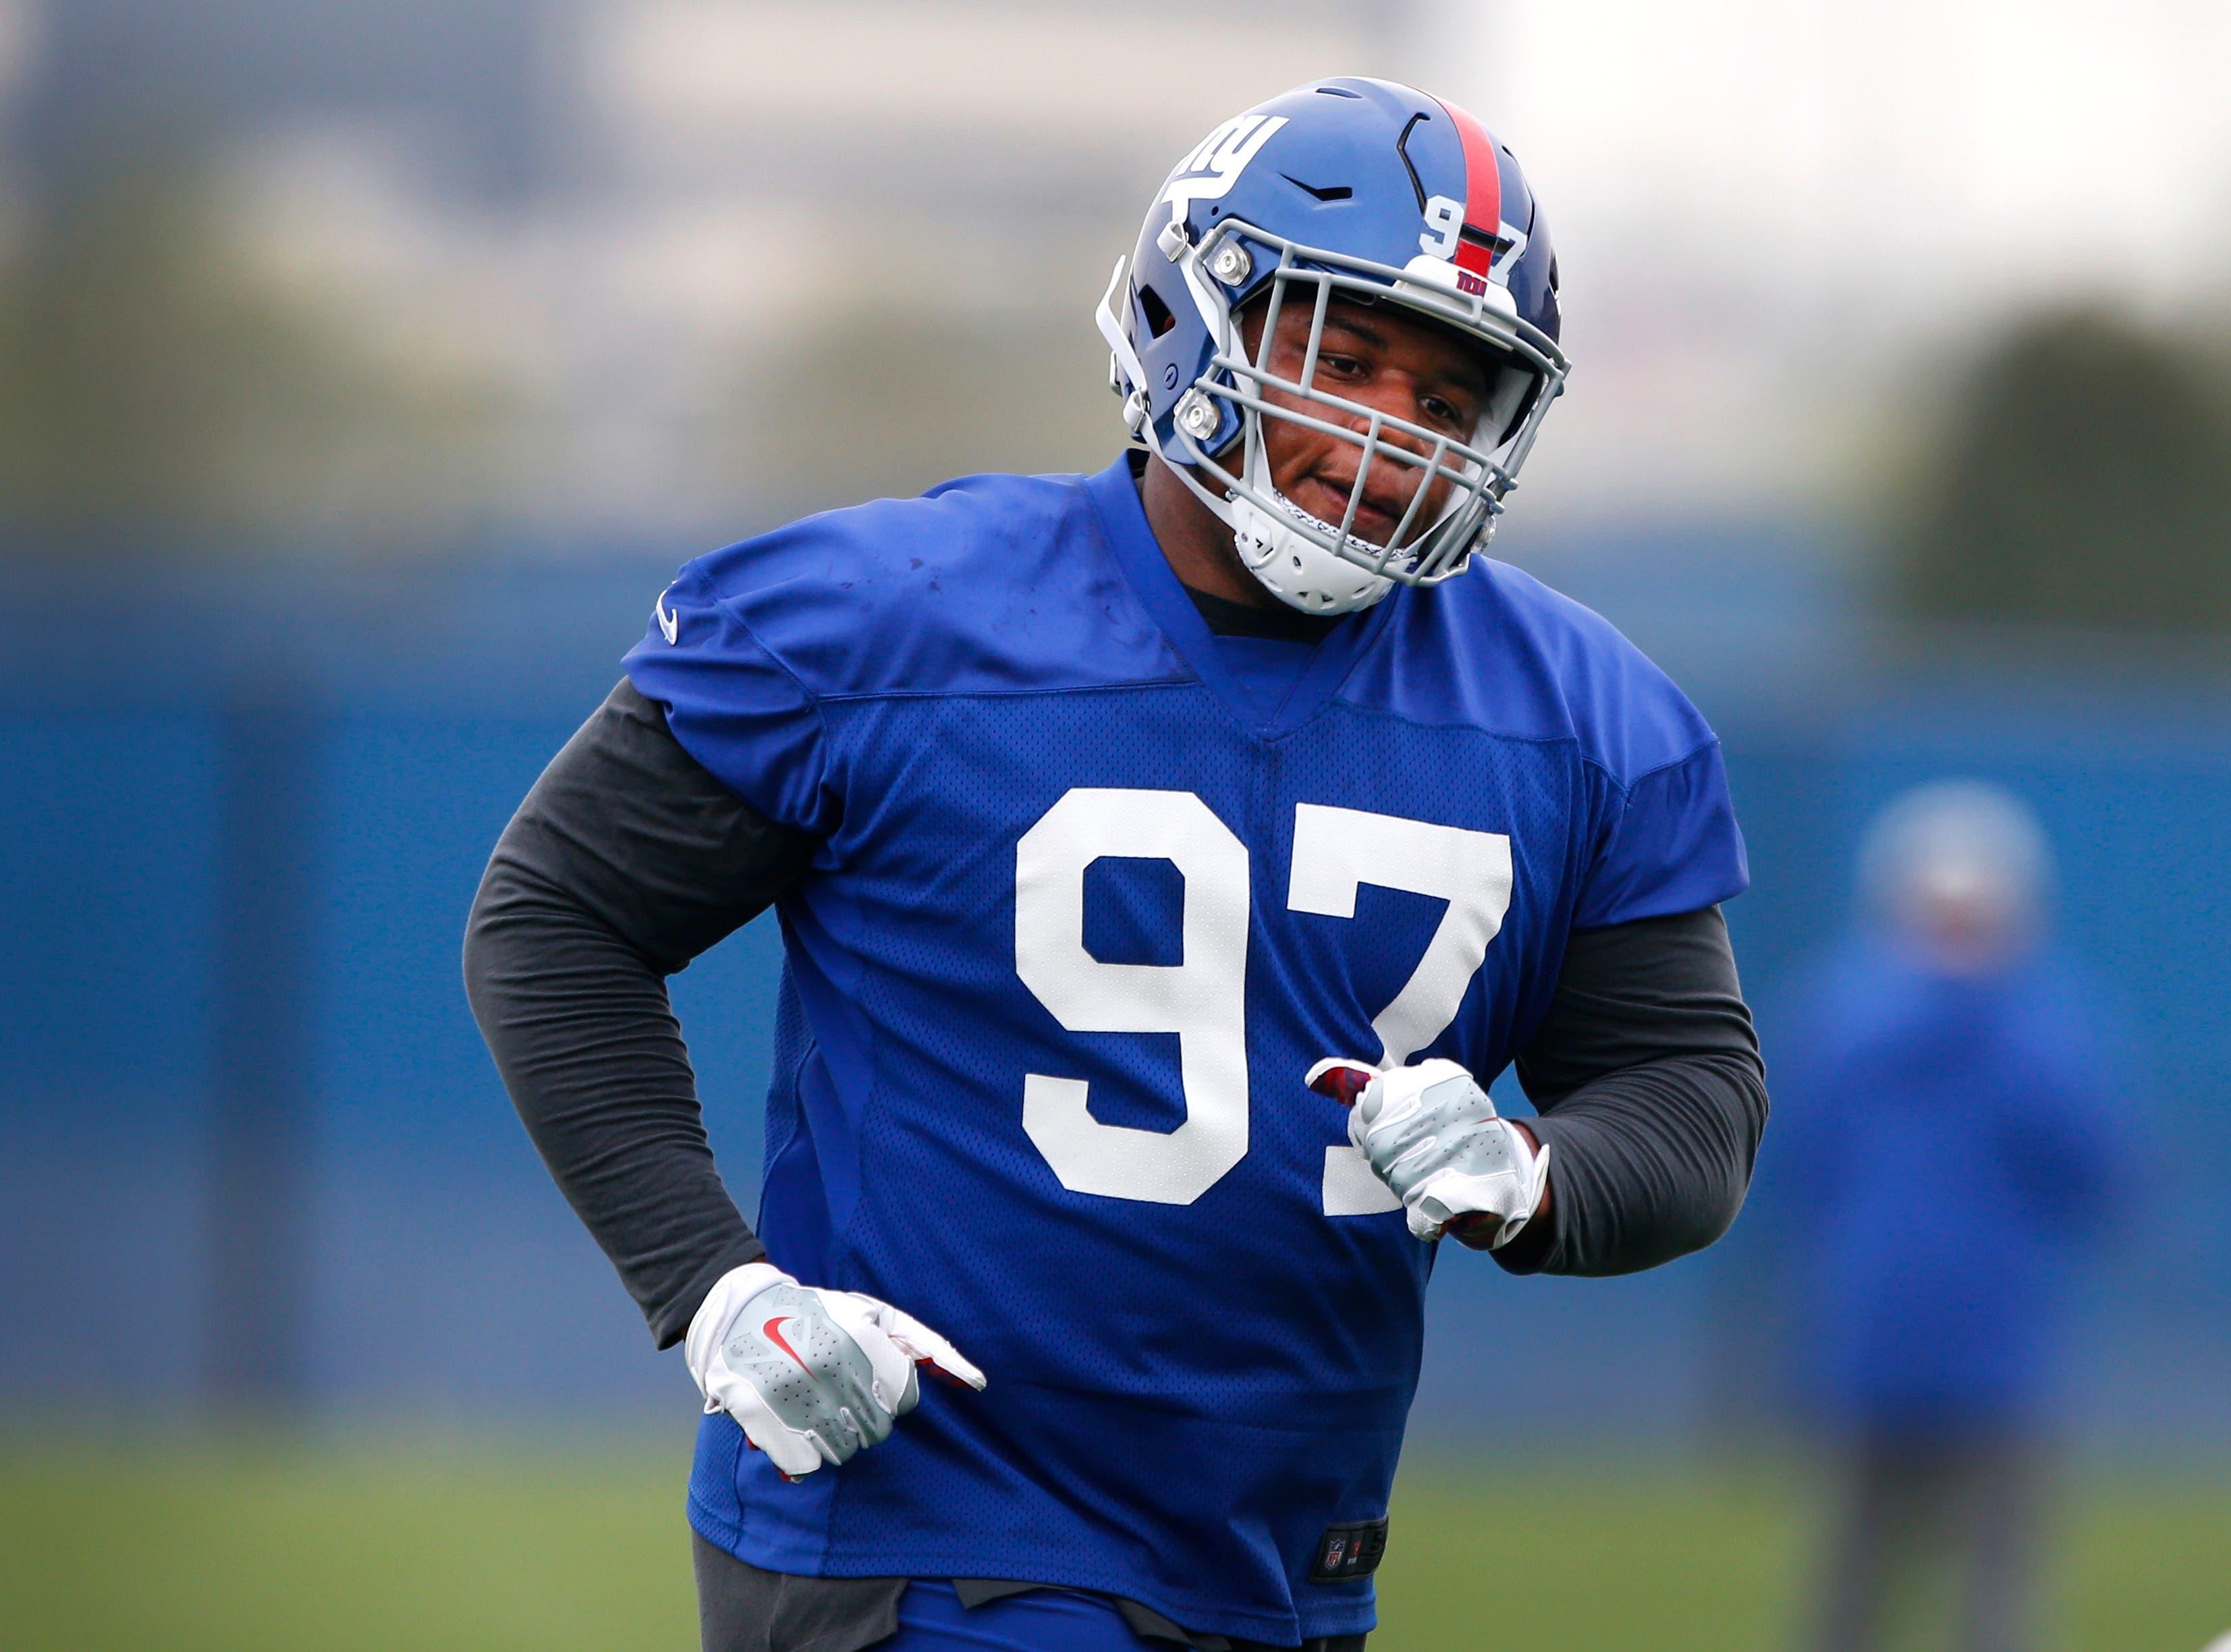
{"left": 4, "top": 1, "right": 2230, "bottom": 1648}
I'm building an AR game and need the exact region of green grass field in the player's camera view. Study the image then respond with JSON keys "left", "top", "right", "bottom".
{"left": 2, "top": 1435, "right": 2225, "bottom": 1651}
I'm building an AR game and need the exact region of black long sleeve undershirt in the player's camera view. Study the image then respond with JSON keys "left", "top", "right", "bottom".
{"left": 465, "top": 679, "right": 1765, "bottom": 1347}
{"left": 1495, "top": 904, "right": 1765, "bottom": 1275}
{"left": 464, "top": 681, "right": 814, "bottom": 1348}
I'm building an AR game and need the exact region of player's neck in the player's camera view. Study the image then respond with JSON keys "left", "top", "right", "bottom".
{"left": 1139, "top": 453, "right": 1285, "bottom": 614}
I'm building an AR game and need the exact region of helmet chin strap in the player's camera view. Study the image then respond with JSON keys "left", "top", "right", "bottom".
{"left": 1227, "top": 484, "right": 1396, "bottom": 616}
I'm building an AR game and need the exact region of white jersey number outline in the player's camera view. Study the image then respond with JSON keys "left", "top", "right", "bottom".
{"left": 1016, "top": 788, "right": 1252, "bottom": 1205}
{"left": 1015, "top": 789, "right": 1512, "bottom": 1212}
{"left": 1288, "top": 804, "right": 1514, "bottom": 1213}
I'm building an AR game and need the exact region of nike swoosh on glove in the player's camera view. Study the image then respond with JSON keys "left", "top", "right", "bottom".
{"left": 684, "top": 1263, "right": 986, "bottom": 1480}
{"left": 1306, "top": 1056, "right": 1551, "bottom": 1247}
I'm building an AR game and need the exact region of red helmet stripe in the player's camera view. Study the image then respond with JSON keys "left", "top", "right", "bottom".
{"left": 1431, "top": 94, "right": 1502, "bottom": 279}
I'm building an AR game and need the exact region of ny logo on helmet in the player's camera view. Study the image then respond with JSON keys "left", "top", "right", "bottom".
{"left": 1160, "top": 113, "right": 1289, "bottom": 215}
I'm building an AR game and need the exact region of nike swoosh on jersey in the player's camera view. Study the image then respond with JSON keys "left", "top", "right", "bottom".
{"left": 656, "top": 590, "right": 680, "bottom": 644}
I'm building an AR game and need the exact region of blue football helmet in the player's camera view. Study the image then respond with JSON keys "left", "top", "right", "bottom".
{"left": 1096, "top": 77, "right": 1569, "bottom": 613}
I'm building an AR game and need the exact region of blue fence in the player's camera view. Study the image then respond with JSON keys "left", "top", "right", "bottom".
{"left": 3, "top": 547, "right": 2226, "bottom": 1445}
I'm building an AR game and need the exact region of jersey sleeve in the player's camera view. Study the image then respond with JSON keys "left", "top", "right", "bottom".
{"left": 1573, "top": 738, "right": 1750, "bottom": 931}
{"left": 621, "top": 555, "right": 838, "bottom": 837}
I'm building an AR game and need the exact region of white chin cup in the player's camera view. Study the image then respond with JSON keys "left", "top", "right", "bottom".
{"left": 1228, "top": 489, "right": 1396, "bottom": 616}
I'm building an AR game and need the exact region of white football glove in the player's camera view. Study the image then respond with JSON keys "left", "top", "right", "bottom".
{"left": 683, "top": 1263, "right": 986, "bottom": 1480}
{"left": 1307, "top": 1057, "right": 1551, "bottom": 1246}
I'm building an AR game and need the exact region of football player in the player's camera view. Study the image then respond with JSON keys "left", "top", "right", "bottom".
{"left": 468, "top": 77, "right": 1766, "bottom": 1652}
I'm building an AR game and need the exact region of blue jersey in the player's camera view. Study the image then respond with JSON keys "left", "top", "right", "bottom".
{"left": 625, "top": 456, "right": 1746, "bottom": 1645}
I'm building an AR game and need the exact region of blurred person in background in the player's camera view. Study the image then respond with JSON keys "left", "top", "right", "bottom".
{"left": 1774, "top": 781, "right": 2131, "bottom": 1652}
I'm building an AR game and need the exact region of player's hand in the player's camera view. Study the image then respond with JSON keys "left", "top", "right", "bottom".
{"left": 683, "top": 1263, "right": 986, "bottom": 1480}
{"left": 1306, "top": 1057, "right": 1551, "bottom": 1247}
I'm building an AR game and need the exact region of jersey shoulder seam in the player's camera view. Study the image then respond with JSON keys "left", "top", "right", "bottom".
{"left": 705, "top": 591, "right": 824, "bottom": 701}
{"left": 702, "top": 593, "right": 840, "bottom": 762}
{"left": 1614, "top": 734, "right": 1725, "bottom": 799}
{"left": 1326, "top": 703, "right": 1717, "bottom": 803}
{"left": 1321, "top": 698, "right": 1624, "bottom": 794}
{"left": 814, "top": 676, "right": 1197, "bottom": 707}
{"left": 1322, "top": 696, "right": 1583, "bottom": 752}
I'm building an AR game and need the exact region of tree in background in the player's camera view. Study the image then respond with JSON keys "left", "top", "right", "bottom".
{"left": 717, "top": 306, "right": 1117, "bottom": 521}
{"left": 1896, "top": 306, "right": 2231, "bottom": 634}
{"left": 0, "top": 158, "right": 524, "bottom": 547}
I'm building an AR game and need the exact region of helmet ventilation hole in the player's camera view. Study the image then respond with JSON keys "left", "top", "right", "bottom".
{"left": 1138, "top": 284, "right": 1178, "bottom": 339}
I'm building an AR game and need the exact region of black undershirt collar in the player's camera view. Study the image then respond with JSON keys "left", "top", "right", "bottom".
{"left": 1182, "top": 582, "right": 1346, "bottom": 643}
{"left": 1126, "top": 449, "right": 1346, "bottom": 644}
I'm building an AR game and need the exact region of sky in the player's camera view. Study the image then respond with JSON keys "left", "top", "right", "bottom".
{"left": 1443, "top": 0, "right": 2231, "bottom": 312}
{"left": 4, "top": 0, "right": 2228, "bottom": 532}
{"left": 1425, "top": 0, "right": 2231, "bottom": 515}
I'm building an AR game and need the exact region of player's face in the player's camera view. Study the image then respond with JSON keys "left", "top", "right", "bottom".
{"left": 1240, "top": 294, "right": 1493, "bottom": 547}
